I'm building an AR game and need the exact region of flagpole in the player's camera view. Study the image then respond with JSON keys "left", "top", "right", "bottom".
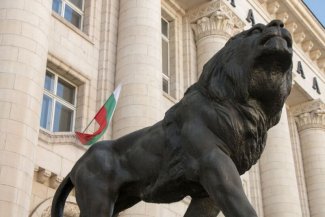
{"left": 81, "top": 117, "right": 96, "bottom": 134}
{"left": 81, "top": 98, "right": 109, "bottom": 133}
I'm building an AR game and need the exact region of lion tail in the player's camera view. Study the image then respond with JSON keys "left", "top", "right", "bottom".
{"left": 51, "top": 173, "right": 74, "bottom": 217}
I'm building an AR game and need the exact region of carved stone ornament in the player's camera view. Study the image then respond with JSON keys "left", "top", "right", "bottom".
{"left": 285, "top": 22, "right": 298, "bottom": 34}
{"left": 277, "top": 12, "right": 289, "bottom": 23}
{"left": 41, "top": 202, "right": 80, "bottom": 217}
{"left": 295, "top": 110, "right": 325, "bottom": 131}
{"left": 267, "top": 1, "right": 280, "bottom": 15}
{"left": 318, "top": 58, "right": 325, "bottom": 69}
{"left": 294, "top": 32, "right": 306, "bottom": 44}
{"left": 36, "top": 169, "right": 52, "bottom": 184}
{"left": 188, "top": 0, "right": 245, "bottom": 40}
{"left": 191, "top": 10, "right": 234, "bottom": 41}
{"left": 310, "top": 49, "right": 322, "bottom": 61}
{"left": 302, "top": 40, "right": 314, "bottom": 52}
{"left": 293, "top": 100, "right": 325, "bottom": 131}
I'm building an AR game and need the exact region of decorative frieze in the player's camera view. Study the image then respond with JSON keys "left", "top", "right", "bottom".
{"left": 267, "top": 1, "right": 280, "bottom": 15}
{"left": 310, "top": 49, "right": 322, "bottom": 61}
{"left": 318, "top": 58, "right": 325, "bottom": 70}
{"left": 294, "top": 32, "right": 306, "bottom": 44}
{"left": 293, "top": 100, "right": 325, "bottom": 131}
{"left": 302, "top": 40, "right": 314, "bottom": 53}
{"left": 188, "top": 0, "right": 245, "bottom": 41}
{"left": 277, "top": 12, "right": 289, "bottom": 23}
{"left": 285, "top": 22, "right": 298, "bottom": 34}
{"left": 258, "top": 0, "right": 267, "bottom": 4}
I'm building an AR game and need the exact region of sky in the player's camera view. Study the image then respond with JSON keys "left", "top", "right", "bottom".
{"left": 303, "top": 0, "right": 325, "bottom": 27}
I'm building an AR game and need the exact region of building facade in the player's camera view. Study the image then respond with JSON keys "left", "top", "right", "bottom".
{"left": 0, "top": 0, "right": 324, "bottom": 216}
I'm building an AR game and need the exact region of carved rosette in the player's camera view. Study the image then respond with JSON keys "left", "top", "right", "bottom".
{"left": 294, "top": 100, "right": 325, "bottom": 131}
{"left": 188, "top": 0, "right": 245, "bottom": 42}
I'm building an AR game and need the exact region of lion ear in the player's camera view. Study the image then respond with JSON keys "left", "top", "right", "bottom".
{"left": 207, "top": 64, "right": 249, "bottom": 101}
{"left": 208, "top": 71, "right": 233, "bottom": 100}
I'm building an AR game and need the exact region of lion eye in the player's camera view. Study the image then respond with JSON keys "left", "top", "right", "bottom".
{"left": 251, "top": 28, "right": 262, "bottom": 34}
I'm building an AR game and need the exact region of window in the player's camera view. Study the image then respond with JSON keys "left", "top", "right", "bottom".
{"left": 40, "top": 69, "right": 77, "bottom": 132}
{"left": 161, "top": 18, "right": 170, "bottom": 94}
{"left": 52, "top": 0, "right": 84, "bottom": 29}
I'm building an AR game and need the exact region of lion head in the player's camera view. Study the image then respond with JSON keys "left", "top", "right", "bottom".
{"left": 198, "top": 20, "right": 293, "bottom": 122}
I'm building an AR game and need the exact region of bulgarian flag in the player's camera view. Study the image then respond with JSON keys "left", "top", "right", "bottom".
{"left": 75, "top": 85, "right": 122, "bottom": 145}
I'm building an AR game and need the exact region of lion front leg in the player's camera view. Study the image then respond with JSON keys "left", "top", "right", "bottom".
{"left": 199, "top": 148, "right": 258, "bottom": 217}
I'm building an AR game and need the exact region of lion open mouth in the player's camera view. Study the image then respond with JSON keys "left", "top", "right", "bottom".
{"left": 256, "top": 32, "right": 293, "bottom": 72}
{"left": 259, "top": 30, "right": 293, "bottom": 55}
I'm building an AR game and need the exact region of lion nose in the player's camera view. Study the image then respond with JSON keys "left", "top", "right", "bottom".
{"left": 267, "top": 20, "right": 284, "bottom": 28}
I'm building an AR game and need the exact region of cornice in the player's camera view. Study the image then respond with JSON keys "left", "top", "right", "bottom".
{"left": 188, "top": 0, "right": 246, "bottom": 41}
{"left": 255, "top": 0, "right": 325, "bottom": 75}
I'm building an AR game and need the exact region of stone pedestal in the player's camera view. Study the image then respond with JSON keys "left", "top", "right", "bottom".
{"left": 0, "top": 0, "right": 51, "bottom": 216}
{"left": 295, "top": 101, "right": 325, "bottom": 217}
{"left": 259, "top": 107, "right": 303, "bottom": 217}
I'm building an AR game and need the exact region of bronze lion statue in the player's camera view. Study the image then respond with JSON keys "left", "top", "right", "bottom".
{"left": 52, "top": 20, "right": 293, "bottom": 217}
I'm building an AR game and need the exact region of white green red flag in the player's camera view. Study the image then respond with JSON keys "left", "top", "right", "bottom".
{"left": 75, "top": 85, "right": 121, "bottom": 145}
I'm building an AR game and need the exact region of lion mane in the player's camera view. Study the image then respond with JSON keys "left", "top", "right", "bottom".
{"left": 164, "top": 26, "right": 292, "bottom": 174}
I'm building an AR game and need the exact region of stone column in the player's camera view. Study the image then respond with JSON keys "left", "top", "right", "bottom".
{"left": 113, "top": 0, "right": 162, "bottom": 138}
{"left": 0, "top": 0, "right": 51, "bottom": 216}
{"left": 295, "top": 100, "right": 325, "bottom": 217}
{"left": 259, "top": 107, "right": 303, "bottom": 217}
{"left": 192, "top": 11, "right": 234, "bottom": 75}
{"left": 188, "top": 0, "right": 245, "bottom": 76}
{"left": 113, "top": 0, "right": 161, "bottom": 216}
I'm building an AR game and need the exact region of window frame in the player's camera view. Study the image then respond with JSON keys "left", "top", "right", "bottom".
{"left": 161, "top": 17, "right": 170, "bottom": 95}
{"left": 52, "top": 0, "right": 85, "bottom": 30}
{"left": 41, "top": 68, "right": 77, "bottom": 133}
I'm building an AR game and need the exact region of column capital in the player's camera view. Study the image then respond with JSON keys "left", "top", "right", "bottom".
{"left": 188, "top": 0, "right": 245, "bottom": 41}
{"left": 293, "top": 100, "right": 325, "bottom": 130}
